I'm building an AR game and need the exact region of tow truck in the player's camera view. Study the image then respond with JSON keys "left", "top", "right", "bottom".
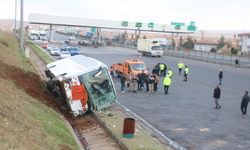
{"left": 111, "top": 59, "right": 148, "bottom": 77}
{"left": 45, "top": 55, "right": 117, "bottom": 116}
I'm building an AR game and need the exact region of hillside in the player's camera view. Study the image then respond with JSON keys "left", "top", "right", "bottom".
{"left": 0, "top": 31, "right": 79, "bottom": 150}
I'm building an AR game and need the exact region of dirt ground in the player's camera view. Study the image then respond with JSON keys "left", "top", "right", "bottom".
{"left": 27, "top": 47, "right": 121, "bottom": 150}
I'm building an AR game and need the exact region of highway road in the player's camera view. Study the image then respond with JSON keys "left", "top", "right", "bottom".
{"left": 39, "top": 33, "right": 250, "bottom": 149}
{"left": 78, "top": 46, "right": 250, "bottom": 150}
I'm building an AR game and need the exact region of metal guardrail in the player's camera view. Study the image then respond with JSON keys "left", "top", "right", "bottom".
{"left": 115, "top": 44, "right": 250, "bottom": 68}
{"left": 164, "top": 49, "right": 250, "bottom": 68}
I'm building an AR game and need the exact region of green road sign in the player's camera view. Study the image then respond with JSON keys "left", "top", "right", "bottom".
{"left": 171, "top": 22, "right": 185, "bottom": 26}
{"left": 148, "top": 22, "right": 154, "bottom": 28}
{"left": 187, "top": 25, "right": 196, "bottom": 31}
{"left": 136, "top": 22, "right": 142, "bottom": 28}
{"left": 121, "top": 21, "right": 128, "bottom": 27}
{"left": 187, "top": 21, "right": 196, "bottom": 31}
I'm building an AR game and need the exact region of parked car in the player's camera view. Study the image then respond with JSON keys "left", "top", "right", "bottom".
{"left": 78, "top": 39, "right": 91, "bottom": 46}
{"left": 47, "top": 45, "right": 55, "bottom": 52}
{"left": 49, "top": 46, "right": 60, "bottom": 56}
{"left": 59, "top": 51, "right": 71, "bottom": 59}
{"left": 69, "top": 36, "right": 75, "bottom": 41}
{"left": 60, "top": 46, "right": 71, "bottom": 52}
{"left": 69, "top": 47, "right": 80, "bottom": 56}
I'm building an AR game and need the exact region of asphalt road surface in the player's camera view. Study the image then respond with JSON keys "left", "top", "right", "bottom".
{"left": 78, "top": 46, "right": 250, "bottom": 150}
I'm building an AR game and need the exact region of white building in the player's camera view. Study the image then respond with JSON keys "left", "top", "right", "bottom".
{"left": 238, "top": 33, "right": 250, "bottom": 53}
{"left": 194, "top": 41, "right": 218, "bottom": 52}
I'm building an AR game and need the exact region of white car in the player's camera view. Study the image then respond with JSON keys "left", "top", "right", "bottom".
{"left": 59, "top": 51, "right": 71, "bottom": 59}
{"left": 47, "top": 45, "right": 52, "bottom": 51}
{"left": 49, "top": 46, "right": 60, "bottom": 56}
{"left": 69, "top": 36, "right": 75, "bottom": 41}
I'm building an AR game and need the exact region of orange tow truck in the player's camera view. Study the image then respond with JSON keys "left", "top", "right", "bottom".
{"left": 111, "top": 59, "right": 148, "bottom": 77}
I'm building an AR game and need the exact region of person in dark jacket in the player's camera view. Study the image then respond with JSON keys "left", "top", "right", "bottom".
{"left": 120, "top": 73, "right": 126, "bottom": 93}
{"left": 219, "top": 69, "right": 223, "bottom": 85}
{"left": 152, "top": 63, "right": 160, "bottom": 76}
{"left": 213, "top": 86, "right": 221, "bottom": 109}
{"left": 241, "top": 91, "right": 250, "bottom": 116}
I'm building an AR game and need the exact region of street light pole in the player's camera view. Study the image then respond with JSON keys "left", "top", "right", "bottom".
{"left": 20, "top": 0, "right": 24, "bottom": 51}
{"left": 14, "top": 0, "right": 17, "bottom": 34}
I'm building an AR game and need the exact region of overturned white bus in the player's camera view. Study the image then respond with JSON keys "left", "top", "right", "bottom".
{"left": 44, "top": 55, "right": 117, "bottom": 116}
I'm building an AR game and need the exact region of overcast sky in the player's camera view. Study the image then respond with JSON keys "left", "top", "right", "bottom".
{"left": 1, "top": 0, "right": 250, "bottom": 30}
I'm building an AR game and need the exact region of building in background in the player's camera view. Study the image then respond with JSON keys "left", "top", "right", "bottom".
{"left": 194, "top": 41, "right": 219, "bottom": 52}
{"left": 238, "top": 33, "right": 250, "bottom": 53}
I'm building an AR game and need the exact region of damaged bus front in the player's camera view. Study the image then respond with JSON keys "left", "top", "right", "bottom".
{"left": 45, "top": 55, "right": 117, "bottom": 116}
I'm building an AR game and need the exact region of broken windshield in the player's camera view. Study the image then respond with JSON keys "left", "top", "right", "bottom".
{"left": 78, "top": 67, "right": 116, "bottom": 110}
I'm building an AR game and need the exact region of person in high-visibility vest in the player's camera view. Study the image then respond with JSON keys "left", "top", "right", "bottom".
{"left": 167, "top": 68, "right": 173, "bottom": 78}
{"left": 177, "top": 62, "right": 184, "bottom": 75}
{"left": 159, "top": 63, "right": 165, "bottom": 76}
{"left": 183, "top": 66, "right": 189, "bottom": 81}
{"left": 163, "top": 75, "right": 172, "bottom": 94}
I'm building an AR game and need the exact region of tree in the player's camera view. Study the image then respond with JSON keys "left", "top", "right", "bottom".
{"left": 231, "top": 47, "right": 239, "bottom": 55}
{"left": 218, "top": 35, "right": 225, "bottom": 49}
{"left": 183, "top": 37, "right": 194, "bottom": 49}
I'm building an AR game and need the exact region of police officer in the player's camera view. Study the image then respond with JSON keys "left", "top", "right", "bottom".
{"left": 183, "top": 66, "right": 189, "bottom": 82}
{"left": 163, "top": 75, "right": 171, "bottom": 94}
{"left": 167, "top": 68, "right": 173, "bottom": 78}
{"left": 177, "top": 61, "right": 184, "bottom": 75}
{"left": 159, "top": 63, "right": 165, "bottom": 76}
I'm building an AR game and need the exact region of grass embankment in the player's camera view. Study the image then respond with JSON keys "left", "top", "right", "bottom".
{"left": 28, "top": 41, "right": 54, "bottom": 64}
{"left": 0, "top": 31, "right": 79, "bottom": 150}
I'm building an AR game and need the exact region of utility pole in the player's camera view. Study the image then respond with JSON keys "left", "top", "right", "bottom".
{"left": 14, "top": 0, "right": 17, "bottom": 34}
{"left": 20, "top": 0, "right": 24, "bottom": 51}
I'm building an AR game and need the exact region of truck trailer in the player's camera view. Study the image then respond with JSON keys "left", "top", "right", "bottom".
{"left": 137, "top": 39, "right": 163, "bottom": 57}
{"left": 45, "top": 55, "right": 117, "bottom": 116}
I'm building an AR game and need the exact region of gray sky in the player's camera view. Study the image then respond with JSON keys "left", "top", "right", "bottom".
{"left": 1, "top": 0, "right": 249, "bottom": 30}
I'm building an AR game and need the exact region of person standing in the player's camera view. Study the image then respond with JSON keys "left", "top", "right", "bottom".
{"left": 120, "top": 73, "right": 126, "bottom": 93}
{"left": 159, "top": 63, "right": 165, "bottom": 76}
{"left": 177, "top": 61, "right": 184, "bottom": 75}
{"left": 241, "top": 91, "right": 250, "bottom": 116}
{"left": 153, "top": 74, "right": 159, "bottom": 91}
{"left": 148, "top": 74, "right": 155, "bottom": 93}
{"left": 152, "top": 63, "right": 160, "bottom": 76}
{"left": 183, "top": 66, "right": 189, "bottom": 82}
{"left": 167, "top": 68, "right": 173, "bottom": 78}
{"left": 163, "top": 63, "right": 167, "bottom": 76}
{"left": 213, "top": 85, "right": 221, "bottom": 109}
{"left": 219, "top": 69, "right": 223, "bottom": 85}
{"left": 131, "top": 73, "right": 138, "bottom": 93}
{"left": 163, "top": 75, "right": 171, "bottom": 94}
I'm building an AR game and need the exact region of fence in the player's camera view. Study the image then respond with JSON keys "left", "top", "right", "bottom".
{"left": 164, "top": 49, "right": 250, "bottom": 68}
{"left": 115, "top": 44, "right": 250, "bottom": 68}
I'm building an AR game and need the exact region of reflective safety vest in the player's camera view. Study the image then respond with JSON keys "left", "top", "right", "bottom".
{"left": 160, "top": 64, "right": 165, "bottom": 71}
{"left": 185, "top": 67, "right": 189, "bottom": 74}
{"left": 178, "top": 63, "right": 184, "bottom": 69}
{"left": 163, "top": 76, "right": 171, "bottom": 86}
{"left": 168, "top": 70, "right": 173, "bottom": 78}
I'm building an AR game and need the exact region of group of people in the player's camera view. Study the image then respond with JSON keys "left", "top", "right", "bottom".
{"left": 120, "top": 70, "right": 159, "bottom": 94}
{"left": 118, "top": 62, "right": 189, "bottom": 95}
{"left": 213, "top": 69, "right": 250, "bottom": 116}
